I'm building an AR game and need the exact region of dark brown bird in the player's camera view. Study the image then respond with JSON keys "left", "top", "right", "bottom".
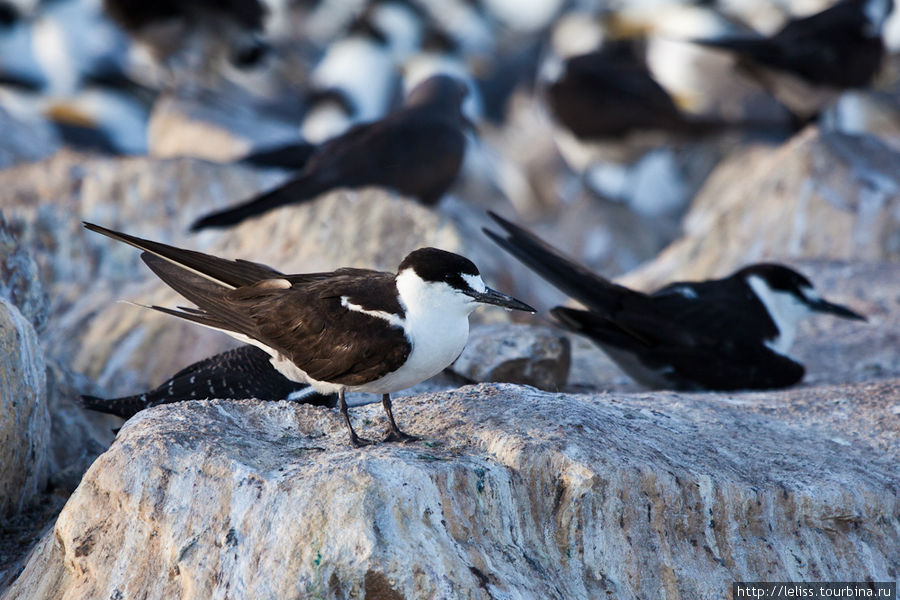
{"left": 190, "top": 74, "right": 472, "bottom": 232}
{"left": 84, "top": 221, "right": 533, "bottom": 446}
{"left": 692, "top": 0, "right": 893, "bottom": 121}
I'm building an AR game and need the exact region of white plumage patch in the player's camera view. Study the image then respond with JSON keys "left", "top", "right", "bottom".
{"left": 747, "top": 276, "right": 814, "bottom": 355}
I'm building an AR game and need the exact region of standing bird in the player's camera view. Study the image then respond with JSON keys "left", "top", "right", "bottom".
{"left": 84, "top": 222, "right": 534, "bottom": 446}
{"left": 691, "top": 0, "right": 893, "bottom": 122}
{"left": 485, "top": 212, "right": 866, "bottom": 391}
{"left": 190, "top": 74, "right": 472, "bottom": 231}
{"left": 81, "top": 344, "right": 335, "bottom": 420}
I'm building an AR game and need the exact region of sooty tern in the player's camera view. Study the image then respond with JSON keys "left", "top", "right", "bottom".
{"left": 692, "top": 0, "right": 893, "bottom": 122}
{"left": 81, "top": 345, "right": 335, "bottom": 420}
{"left": 190, "top": 74, "right": 472, "bottom": 232}
{"left": 485, "top": 212, "right": 866, "bottom": 391}
{"left": 84, "top": 222, "right": 534, "bottom": 446}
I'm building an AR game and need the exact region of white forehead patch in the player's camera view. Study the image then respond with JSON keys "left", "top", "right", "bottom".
{"left": 462, "top": 273, "right": 487, "bottom": 294}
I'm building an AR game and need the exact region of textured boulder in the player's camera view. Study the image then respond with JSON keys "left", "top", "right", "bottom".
{"left": 0, "top": 212, "right": 48, "bottom": 333}
{"left": 452, "top": 323, "right": 571, "bottom": 391}
{"left": 0, "top": 298, "right": 50, "bottom": 518}
{"left": 622, "top": 129, "right": 900, "bottom": 289}
{"left": 3, "top": 380, "right": 898, "bottom": 599}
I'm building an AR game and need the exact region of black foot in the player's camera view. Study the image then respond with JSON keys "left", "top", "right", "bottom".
{"left": 349, "top": 434, "right": 376, "bottom": 448}
{"left": 382, "top": 430, "right": 419, "bottom": 444}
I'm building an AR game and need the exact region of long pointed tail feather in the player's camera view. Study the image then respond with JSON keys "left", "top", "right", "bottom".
{"left": 484, "top": 211, "right": 640, "bottom": 314}
{"left": 189, "top": 174, "right": 326, "bottom": 231}
{"left": 83, "top": 222, "right": 284, "bottom": 287}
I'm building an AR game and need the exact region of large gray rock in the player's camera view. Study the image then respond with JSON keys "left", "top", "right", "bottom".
{"left": 622, "top": 129, "right": 900, "bottom": 290}
{"left": 3, "top": 380, "right": 897, "bottom": 599}
{"left": 0, "top": 298, "right": 50, "bottom": 518}
{"left": 452, "top": 323, "right": 571, "bottom": 391}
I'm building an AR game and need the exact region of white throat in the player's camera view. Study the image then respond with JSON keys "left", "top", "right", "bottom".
{"left": 347, "top": 269, "right": 478, "bottom": 393}
{"left": 747, "top": 276, "right": 813, "bottom": 355}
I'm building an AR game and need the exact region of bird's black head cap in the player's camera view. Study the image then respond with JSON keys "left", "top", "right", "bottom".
{"left": 398, "top": 247, "right": 479, "bottom": 289}
{"left": 737, "top": 263, "right": 812, "bottom": 294}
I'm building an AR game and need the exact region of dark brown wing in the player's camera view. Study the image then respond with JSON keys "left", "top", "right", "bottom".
{"left": 143, "top": 255, "right": 410, "bottom": 386}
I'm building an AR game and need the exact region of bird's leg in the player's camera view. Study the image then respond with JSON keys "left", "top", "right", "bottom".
{"left": 339, "top": 389, "right": 373, "bottom": 447}
{"left": 381, "top": 393, "right": 419, "bottom": 443}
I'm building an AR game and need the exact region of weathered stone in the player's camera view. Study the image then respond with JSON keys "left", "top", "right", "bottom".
{"left": 0, "top": 298, "right": 50, "bottom": 518}
{"left": 622, "top": 128, "right": 900, "bottom": 289}
{"left": 3, "top": 380, "right": 898, "bottom": 599}
{"left": 0, "top": 212, "right": 48, "bottom": 333}
{"left": 452, "top": 323, "right": 571, "bottom": 391}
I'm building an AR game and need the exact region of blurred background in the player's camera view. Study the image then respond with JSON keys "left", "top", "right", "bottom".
{"left": 3, "top": 0, "right": 900, "bottom": 583}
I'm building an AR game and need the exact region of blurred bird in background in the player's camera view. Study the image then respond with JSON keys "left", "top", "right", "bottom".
{"left": 190, "top": 73, "right": 472, "bottom": 231}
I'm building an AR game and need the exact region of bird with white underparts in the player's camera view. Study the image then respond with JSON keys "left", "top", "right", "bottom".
{"left": 84, "top": 222, "right": 534, "bottom": 447}
{"left": 485, "top": 212, "right": 867, "bottom": 391}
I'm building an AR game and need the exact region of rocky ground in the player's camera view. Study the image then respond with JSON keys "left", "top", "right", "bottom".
{"left": 0, "top": 114, "right": 898, "bottom": 598}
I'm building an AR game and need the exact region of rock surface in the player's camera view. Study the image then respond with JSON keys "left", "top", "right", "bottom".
{"left": 452, "top": 323, "right": 571, "bottom": 391}
{"left": 0, "top": 298, "right": 50, "bottom": 518}
{"left": 0, "top": 212, "right": 48, "bottom": 333}
{"left": 622, "top": 129, "right": 900, "bottom": 289}
{"left": 4, "top": 380, "right": 898, "bottom": 600}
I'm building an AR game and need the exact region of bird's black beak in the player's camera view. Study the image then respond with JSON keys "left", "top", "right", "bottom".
{"left": 468, "top": 287, "right": 535, "bottom": 312}
{"left": 808, "top": 298, "right": 867, "bottom": 321}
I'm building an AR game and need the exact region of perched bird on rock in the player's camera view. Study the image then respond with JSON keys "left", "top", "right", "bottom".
{"left": 81, "top": 344, "right": 335, "bottom": 420}
{"left": 691, "top": 0, "right": 893, "bottom": 122}
{"left": 84, "top": 222, "right": 534, "bottom": 446}
{"left": 190, "top": 74, "right": 472, "bottom": 231}
{"left": 485, "top": 212, "right": 867, "bottom": 391}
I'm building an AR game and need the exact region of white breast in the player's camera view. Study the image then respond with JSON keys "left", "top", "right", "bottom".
{"left": 352, "top": 271, "right": 474, "bottom": 394}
